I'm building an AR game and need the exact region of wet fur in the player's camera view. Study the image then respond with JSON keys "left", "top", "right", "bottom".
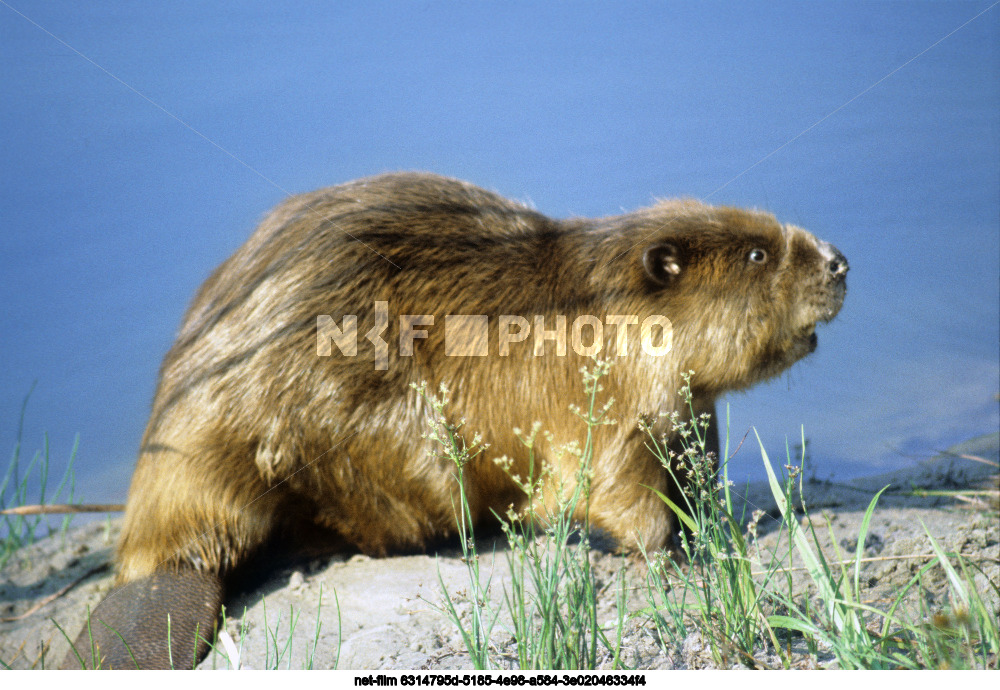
{"left": 115, "top": 172, "right": 846, "bottom": 583}
{"left": 66, "top": 172, "right": 847, "bottom": 668}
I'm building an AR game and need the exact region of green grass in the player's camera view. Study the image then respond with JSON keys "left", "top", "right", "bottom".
{"left": 1, "top": 388, "right": 342, "bottom": 671}
{"left": 429, "top": 362, "right": 999, "bottom": 670}
{"left": 756, "top": 439, "right": 998, "bottom": 669}
{"left": 640, "top": 386, "right": 783, "bottom": 668}
{"left": 4, "top": 374, "right": 996, "bottom": 670}
{"left": 647, "top": 384, "right": 998, "bottom": 669}
{"left": 1, "top": 387, "right": 78, "bottom": 568}
{"left": 207, "top": 584, "right": 341, "bottom": 670}
{"left": 52, "top": 583, "right": 341, "bottom": 670}
{"left": 417, "top": 380, "right": 501, "bottom": 669}
{"left": 418, "top": 360, "right": 625, "bottom": 670}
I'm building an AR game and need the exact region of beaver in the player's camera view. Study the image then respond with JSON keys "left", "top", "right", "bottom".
{"left": 62, "top": 172, "right": 847, "bottom": 668}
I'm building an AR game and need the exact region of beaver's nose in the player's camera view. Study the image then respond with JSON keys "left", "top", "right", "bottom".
{"left": 821, "top": 241, "right": 848, "bottom": 280}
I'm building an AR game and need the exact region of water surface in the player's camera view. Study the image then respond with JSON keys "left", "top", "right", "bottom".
{"left": 1, "top": 2, "right": 997, "bottom": 505}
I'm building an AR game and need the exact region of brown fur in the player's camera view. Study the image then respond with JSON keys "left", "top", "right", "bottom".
{"left": 116, "top": 172, "right": 847, "bottom": 583}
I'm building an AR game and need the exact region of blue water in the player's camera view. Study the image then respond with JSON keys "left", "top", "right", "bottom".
{"left": 2, "top": 1, "right": 997, "bottom": 507}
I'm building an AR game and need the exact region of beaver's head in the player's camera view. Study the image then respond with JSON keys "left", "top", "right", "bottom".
{"left": 628, "top": 200, "right": 847, "bottom": 394}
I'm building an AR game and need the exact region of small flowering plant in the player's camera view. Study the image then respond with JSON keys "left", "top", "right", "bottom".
{"left": 640, "top": 371, "right": 783, "bottom": 667}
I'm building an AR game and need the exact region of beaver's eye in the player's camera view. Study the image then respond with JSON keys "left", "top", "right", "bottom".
{"left": 748, "top": 248, "right": 767, "bottom": 264}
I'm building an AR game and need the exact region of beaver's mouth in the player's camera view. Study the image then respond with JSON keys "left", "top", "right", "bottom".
{"left": 797, "top": 324, "right": 818, "bottom": 353}
{"left": 821, "top": 282, "right": 847, "bottom": 323}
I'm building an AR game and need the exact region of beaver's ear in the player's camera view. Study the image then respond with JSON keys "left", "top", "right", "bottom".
{"left": 642, "top": 243, "right": 682, "bottom": 285}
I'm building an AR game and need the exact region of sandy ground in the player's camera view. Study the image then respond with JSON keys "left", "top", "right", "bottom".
{"left": 1, "top": 433, "right": 997, "bottom": 670}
